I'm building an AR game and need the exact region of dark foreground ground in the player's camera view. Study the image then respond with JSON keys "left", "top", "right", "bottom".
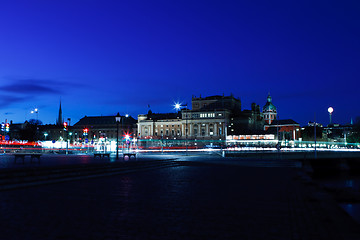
{"left": 0, "top": 155, "right": 359, "bottom": 239}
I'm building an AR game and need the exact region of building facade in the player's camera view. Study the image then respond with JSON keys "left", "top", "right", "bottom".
{"left": 263, "top": 94, "right": 277, "bottom": 124}
{"left": 137, "top": 111, "right": 182, "bottom": 139}
{"left": 138, "top": 94, "right": 264, "bottom": 143}
{"left": 264, "top": 119, "right": 301, "bottom": 140}
{"left": 72, "top": 115, "right": 137, "bottom": 143}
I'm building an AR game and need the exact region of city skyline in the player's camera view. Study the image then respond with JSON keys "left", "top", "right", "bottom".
{"left": 0, "top": 1, "right": 359, "bottom": 126}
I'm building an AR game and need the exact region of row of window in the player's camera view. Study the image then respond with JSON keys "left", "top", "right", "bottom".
{"left": 184, "top": 113, "right": 223, "bottom": 119}
{"left": 159, "top": 124, "right": 180, "bottom": 128}
{"left": 264, "top": 114, "right": 276, "bottom": 119}
{"left": 145, "top": 127, "right": 223, "bottom": 137}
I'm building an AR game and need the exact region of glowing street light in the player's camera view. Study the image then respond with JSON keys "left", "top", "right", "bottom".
{"left": 31, "top": 108, "right": 39, "bottom": 120}
{"left": 174, "top": 103, "right": 181, "bottom": 111}
{"left": 328, "top": 107, "right": 334, "bottom": 124}
{"left": 125, "top": 134, "right": 130, "bottom": 141}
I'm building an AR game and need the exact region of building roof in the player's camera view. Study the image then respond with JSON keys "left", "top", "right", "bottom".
{"left": 265, "top": 119, "right": 299, "bottom": 126}
{"left": 263, "top": 94, "right": 277, "bottom": 112}
{"left": 192, "top": 94, "right": 240, "bottom": 101}
{"left": 146, "top": 112, "right": 181, "bottom": 121}
{"left": 74, "top": 115, "right": 136, "bottom": 126}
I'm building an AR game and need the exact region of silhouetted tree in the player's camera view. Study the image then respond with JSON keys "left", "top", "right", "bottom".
{"left": 19, "top": 119, "right": 43, "bottom": 141}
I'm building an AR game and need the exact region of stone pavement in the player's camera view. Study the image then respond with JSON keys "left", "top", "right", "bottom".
{"left": 0, "top": 158, "right": 359, "bottom": 239}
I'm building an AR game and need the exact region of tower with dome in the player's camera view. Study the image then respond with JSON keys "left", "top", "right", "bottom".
{"left": 263, "top": 94, "right": 277, "bottom": 124}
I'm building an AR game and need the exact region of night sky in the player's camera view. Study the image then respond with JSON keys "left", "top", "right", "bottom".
{"left": 0, "top": 0, "right": 359, "bottom": 126}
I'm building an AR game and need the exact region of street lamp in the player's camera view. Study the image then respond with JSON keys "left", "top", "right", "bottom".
{"left": 328, "top": 107, "right": 334, "bottom": 125}
{"left": 115, "top": 112, "right": 121, "bottom": 160}
{"left": 31, "top": 108, "right": 39, "bottom": 121}
{"left": 174, "top": 103, "right": 181, "bottom": 111}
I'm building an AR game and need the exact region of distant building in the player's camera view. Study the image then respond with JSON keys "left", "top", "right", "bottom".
{"left": 137, "top": 111, "right": 182, "bottom": 139}
{"left": 72, "top": 115, "right": 137, "bottom": 143}
{"left": 308, "top": 121, "right": 323, "bottom": 127}
{"left": 7, "top": 121, "right": 24, "bottom": 140}
{"left": 262, "top": 94, "right": 277, "bottom": 124}
{"left": 42, "top": 101, "right": 66, "bottom": 141}
{"left": 181, "top": 108, "right": 230, "bottom": 140}
{"left": 264, "top": 119, "right": 301, "bottom": 140}
{"left": 138, "top": 94, "right": 264, "bottom": 142}
{"left": 191, "top": 94, "right": 241, "bottom": 113}
{"left": 324, "top": 123, "right": 353, "bottom": 143}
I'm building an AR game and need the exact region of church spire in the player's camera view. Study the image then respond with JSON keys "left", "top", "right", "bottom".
{"left": 56, "top": 100, "right": 63, "bottom": 125}
{"left": 267, "top": 93, "right": 272, "bottom": 103}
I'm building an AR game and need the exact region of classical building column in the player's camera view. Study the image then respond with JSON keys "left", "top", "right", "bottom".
{"left": 206, "top": 123, "right": 209, "bottom": 137}
{"left": 188, "top": 123, "right": 191, "bottom": 137}
{"left": 214, "top": 123, "right": 218, "bottom": 136}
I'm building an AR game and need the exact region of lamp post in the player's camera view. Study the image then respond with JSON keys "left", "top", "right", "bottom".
{"left": 314, "top": 113, "right": 317, "bottom": 159}
{"left": 123, "top": 114, "right": 129, "bottom": 152}
{"left": 31, "top": 108, "right": 39, "bottom": 140}
{"left": 328, "top": 107, "right": 334, "bottom": 125}
{"left": 186, "top": 112, "right": 188, "bottom": 155}
{"left": 115, "top": 113, "right": 121, "bottom": 160}
{"left": 175, "top": 103, "right": 189, "bottom": 155}
{"left": 31, "top": 108, "right": 39, "bottom": 121}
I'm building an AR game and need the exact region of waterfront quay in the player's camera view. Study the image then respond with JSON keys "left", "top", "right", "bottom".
{"left": 0, "top": 153, "right": 359, "bottom": 239}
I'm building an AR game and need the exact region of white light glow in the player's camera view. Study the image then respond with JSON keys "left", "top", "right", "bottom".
{"left": 174, "top": 103, "right": 181, "bottom": 110}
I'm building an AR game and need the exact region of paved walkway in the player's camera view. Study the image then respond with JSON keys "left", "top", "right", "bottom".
{"left": 0, "top": 157, "right": 359, "bottom": 239}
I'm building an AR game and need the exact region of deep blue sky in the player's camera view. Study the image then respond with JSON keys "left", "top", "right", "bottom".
{"left": 0, "top": 0, "right": 359, "bottom": 126}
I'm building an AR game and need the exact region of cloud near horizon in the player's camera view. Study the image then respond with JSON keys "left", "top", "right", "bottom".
{"left": 0, "top": 79, "right": 62, "bottom": 95}
{"left": 0, "top": 95, "right": 30, "bottom": 109}
{"left": 0, "top": 78, "right": 72, "bottom": 110}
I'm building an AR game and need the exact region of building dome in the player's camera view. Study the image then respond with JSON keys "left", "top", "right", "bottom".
{"left": 262, "top": 94, "right": 277, "bottom": 124}
{"left": 263, "top": 94, "right": 277, "bottom": 113}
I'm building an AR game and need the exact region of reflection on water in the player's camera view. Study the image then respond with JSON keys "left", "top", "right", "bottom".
{"left": 315, "top": 173, "right": 360, "bottom": 224}
{"left": 346, "top": 179, "right": 354, "bottom": 188}
{"left": 316, "top": 175, "right": 360, "bottom": 190}
{"left": 340, "top": 203, "right": 360, "bottom": 224}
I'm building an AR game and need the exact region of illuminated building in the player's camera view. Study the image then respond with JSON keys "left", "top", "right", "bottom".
{"left": 137, "top": 111, "right": 183, "bottom": 139}
{"left": 72, "top": 115, "right": 137, "bottom": 144}
{"left": 262, "top": 94, "right": 277, "bottom": 124}
{"left": 264, "top": 119, "right": 301, "bottom": 140}
{"left": 138, "top": 94, "right": 264, "bottom": 141}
